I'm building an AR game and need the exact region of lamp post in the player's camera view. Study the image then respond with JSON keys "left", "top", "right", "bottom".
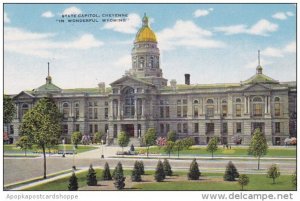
{"left": 62, "top": 138, "right": 65, "bottom": 157}
{"left": 101, "top": 139, "right": 104, "bottom": 158}
{"left": 72, "top": 144, "right": 76, "bottom": 169}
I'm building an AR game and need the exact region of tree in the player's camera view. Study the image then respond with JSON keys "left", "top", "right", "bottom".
{"left": 206, "top": 137, "right": 218, "bottom": 159}
{"left": 143, "top": 128, "right": 157, "bottom": 157}
{"left": 4, "top": 95, "right": 16, "bottom": 124}
{"left": 46, "top": 137, "right": 59, "bottom": 156}
{"left": 137, "top": 161, "right": 145, "bottom": 175}
{"left": 163, "top": 159, "right": 173, "bottom": 176}
{"left": 113, "top": 162, "right": 126, "bottom": 190}
{"left": 182, "top": 137, "right": 195, "bottom": 149}
{"left": 16, "top": 136, "right": 32, "bottom": 156}
{"left": 224, "top": 161, "right": 239, "bottom": 181}
{"left": 188, "top": 159, "right": 201, "bottom": 180}
{"left": 131, "top": 161, "right": 142, "bottom": 182}
{"left": 292, "top": 171, "right": 297, "bottom": 187}
{"left": 174, "top": 139, "right": 184, "bottom": 158}
{"left": 154, "top": 160, "right": 165, "bottom": 182}
{"left": 267, "top": 164, "right": 280, "bottom": 184}
{"left": 117, "top": 131, "right": 130, "bottom": 152}
{"left": 86, "top": 164, "right": 97, "bottom": 186}
{"left": 93, "top": 131, "right": 103, "bottom": 144}
{"left": 164, "top": 141, "right": 175, "bottom": 158}
{"left": 19, "top": 97, "right": 61, "bottom": 179}
{"left": 102, "top": 162, "right": 112, "bottom": 180}
{"left": 68, "top": 172, "right": 78, "bottom": 191}
{"left": 71, "top": 132, "right": 82, "bottom": 149}
{"left": 248, "top": 128, "right": 268, "bottom": 170}
{"left": 238, "top": 174, "right": 249, "bottom": 190}
{"left": 167, "top": 130, "right": 177, "bottom": 142}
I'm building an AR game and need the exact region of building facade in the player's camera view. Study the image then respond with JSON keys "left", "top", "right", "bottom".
{"left": 8, "top": 14, "right": 296, "bottom": 145}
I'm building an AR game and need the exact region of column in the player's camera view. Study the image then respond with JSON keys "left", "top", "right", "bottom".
{"left": 244, "top": 96, "right": 247, "bottom": 114}
{"left": 267, "top": 96, "right": 271, "bottom": 114}
{"left": 247, "top": 97, "right": 250, "bottom": 114}
{"left": 264, "top": 96, "right": 268, "bottom": 114}
{"left": 118, "top": 99, "right": 121, "bottom": 119}
{"left": 142, "top": 99, "right": 145, "bottom": 118}
{"left": 110, "top": 100, "right": 113, "bottom": 118}
{"left": 134, "top": 98, "right": 137, "bottom": 118}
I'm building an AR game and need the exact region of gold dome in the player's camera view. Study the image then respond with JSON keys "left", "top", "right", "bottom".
{"left": 135, "top": 14, "right": 157, "bottom": 43}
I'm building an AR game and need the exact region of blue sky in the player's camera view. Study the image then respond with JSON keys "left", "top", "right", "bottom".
{"left": 4, "top": 3, "right": 296, "bottom": 94}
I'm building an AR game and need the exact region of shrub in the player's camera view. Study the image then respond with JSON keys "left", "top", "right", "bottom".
{"left": 118, "top": 131, "right": 130, "bottom": 152}
{"left": 206, "top": 137, "right": 218, "bottom": 159}
{"left": 188, "top": 159, "right": 201, "bottom": 180}
{"left": 86, "top": 164, "right": 97, "bottom": 186}
{"left": 167, "top": 130, "right": 177, "bottom": 142}
{"left": 137, "top": 161, "right": 145, "bottom": 175}
{"left": 267, "top": 164, "right": 280, "bottom": 184}
{"left": 154, "top": 160, "right": 165, "bottom": 182}
{"left": 113, "top": 162, "right": 126, "bottom": 190}
{"left": 68, "top": 172, "right": 78, "bottom": 191}
{"left": 71, "top": 132, "right": 82, "bottom": 148}
{"left": 238, "top": 174, "right": 249, "bottom": 190}
{"left": 163, "top": 159, "right": 173, "bottom": 176}
{"left": 102, "top": 162, "right": 112, "bottom": 181}
{"left": 131, "top": 161, "right": 142, "bottom": 182}
{"left": 224, "top": 161, "right": 239, "bottom": 181}
{"left": 292, "top": 171, "right": 297, "bottom": 187}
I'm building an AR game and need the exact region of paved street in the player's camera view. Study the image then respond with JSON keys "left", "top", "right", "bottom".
{"left": 4, "top": 146, "right": 296, "bottom": 185}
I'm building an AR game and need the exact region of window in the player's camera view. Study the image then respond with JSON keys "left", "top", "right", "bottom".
{"left": 275, "top": 122, "right": 280, "bottom": 133}
{"left": 62, "top": 125, "right": 68, "bottom": 134}
{"left": 21, "top": 103, "right": 29, "bottom": 118}
{"left": 274, "top": 103, "right": 280, "bottom": 116}
{"left": 206, "top": 105, "right": 214, "bottom": 117}
{"left": 62, "top": 103, "right": 69, "bottom": 119}
{"left": 194, "top": 123, "right": 199, "bottom": 133}
{"left": 160, "top": 106, "right": 164, "bottom": 118}
{"left": 105, "top": 124, "right": 109, "bottom": 134}
{"left": 89, "top": 108, "right": 93, "bottom": 119}
{"left": 177, "top": 123, "right": 182, "bottom": 133}
{"left": 183, "top": 105, "right": 188, "bottom": 117}
{"left": 113, "top": 124, "right": 118, "bottom": 138}
{"left": 206, "top": 99, "right": 214, "bottom": 117}
{"left": 94, "top": 102, "right": 98, "bottom": 106}
{"left": 160, "top": 124, "right": 164, "bottom": 134}
{"left": 222, "top": 105, "right": 227, "bottom": 117}
{"left": 183, "top": 123, "right": 188, "bottom": 133}
{"left": 193, "top": 100, "right": 199, "bottom": 118}
{"left": 253, "top": 104, "right": 263, "bottom": 116}
{"left": 74, "top": 102, "right": 79, "bottom": 119}
{"left": 89, "top": 124, "right": 93, "bottom": 134}
{"left": 166, "top": 106, "right": 170, "bottom": 118}
{"left": 94, "top": 108, "right": 98, "bottom": 119}
{"left": 124, "top": 87, "right": 135, "bottom": 118}
{"left": 75, "top": 124, "right": 80, "bottom": 132}
{"left": 252, "top": 122, "right": 264, "bottom": 133}
{"left": 94, "top": 124, "right": 98, "bottom": 133}
{"left": 10, "top": 125, "right": 14, "bottom": 135}
{"left": 222, "top": 123, "right": 228, "bottom": 134}
{"left": 236, "top": 123, "right": 242, "bottom": 133}
{"left": 206, "top": 123, "right": 214, "bottom": 134}
{"left": 104, "top": 108, "right": 108, "bottom": 119}
{"left": 166, "top": 124, "right": 170, "bottom": 133}
{"left": 236, "top": 98, "right": 242, "bottom": 103}
{"left": 236, "top": 104, "right": 241, "bottom": 117}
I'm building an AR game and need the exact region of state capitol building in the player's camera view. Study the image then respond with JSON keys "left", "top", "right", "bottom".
{"left": 8, "top": 14, "right": 297, "bottom": 145}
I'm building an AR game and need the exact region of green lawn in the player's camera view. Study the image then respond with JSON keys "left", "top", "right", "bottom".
{"left": 136, "top": 146, "right": 296, "bottom": 158}
{"left": 4, "top": 144, "right": 98, "bottom": 155}
{"left": 24, "top": 169, "right": 295, "bottom": 191}
{"left": 133, "top": 174, "right": 295, "bottom": 191}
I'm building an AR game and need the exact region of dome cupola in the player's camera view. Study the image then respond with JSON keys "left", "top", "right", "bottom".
{"left": 135, "top": 13, "right": 157, "bottom": 43}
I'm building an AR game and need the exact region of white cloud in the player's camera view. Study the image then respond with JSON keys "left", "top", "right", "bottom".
{"left": 259, "top": 41, "right": 295, "bottom": 59}
{"left": 41, "top": 11, "right": 54, "bottom": 18}
{"left": 113, "top": 55, "right": 131, "bottom": 68}
{"left": 194, "top": 8, "right": 213, "bottom": 17}
{"left": 102, "top": 13, "right": 141, "bottom": 34}
{"left": 4, "top": 27, "right": 103, "bottom": 58}
{"left": 62, "top": 6, "right": 82, "bottom": 15}
{"left": 214, "top": 19, "right": 278, "bottom": 36}
{"left": 284, "top": 41, "right": 296, "bottom": 53}
{"left": 272, "top": 11, "right": 294, "bottom": 20}
{"left": 244, "top": 59, "right": 273, "bottom": 69}
{"left": 157, "top": 20, "right": 225, "bottom": 50}
{"left": 261, "top": 47, "right": 284, "bottom": 57}
{"left": 272, "top": 12, "right": 287, "bottom": 20}
{"left": 4, "top": 12, "right": 10, "bottom": 23}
